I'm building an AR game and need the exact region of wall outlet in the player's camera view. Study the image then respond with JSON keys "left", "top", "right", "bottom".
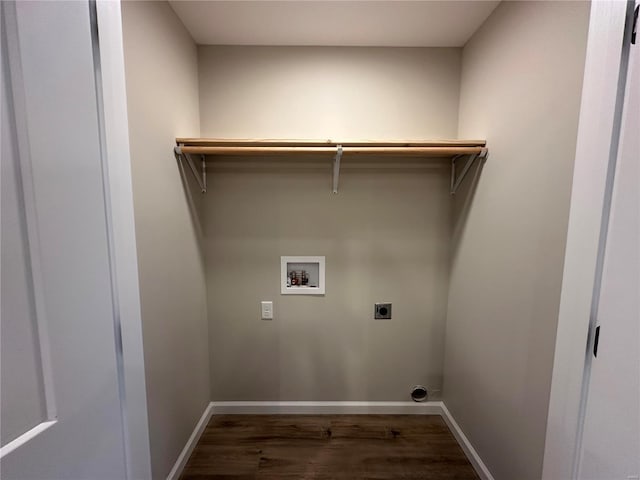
{"left": 261, "top": 301, "right": 273, "bottom": 320}
{"left": 375, "top": 303, "right": 392, "bottom": 319}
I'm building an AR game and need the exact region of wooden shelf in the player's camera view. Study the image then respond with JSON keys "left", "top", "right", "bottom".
{"left": 174, "top": 138, "right": 488, "bottom": 195}
{"left": 175, "top": 138, "right": 487, "bottom": 157}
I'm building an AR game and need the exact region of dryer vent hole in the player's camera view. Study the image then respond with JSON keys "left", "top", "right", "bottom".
{"left": 410, "top": 385, "right": 428, "bottom": 402}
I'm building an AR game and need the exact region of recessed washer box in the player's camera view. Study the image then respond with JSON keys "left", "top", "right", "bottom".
{"left": 281, "top": 256, "right": 325, "bottom": 295}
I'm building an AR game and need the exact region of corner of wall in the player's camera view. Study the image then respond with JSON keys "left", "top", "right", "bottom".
{"left": 121, "top": 1, "right": 210, "bottom": 478}
{"left": 442, "top": 1, "right": 590, "bottom": 479}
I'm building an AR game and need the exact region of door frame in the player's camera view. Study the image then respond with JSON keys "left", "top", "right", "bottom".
{"left": 93, "top": 2, "right": 151, "bottom": 479}
{"left": 542, "top": 1, "right": 636, "bottom": 479}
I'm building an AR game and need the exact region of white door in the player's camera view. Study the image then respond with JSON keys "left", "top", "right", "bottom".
{"left": 578, "top": 5, "right": 640, "bottom": 479}
{"left": 1, "top": 1, "right": 131, "bottom": 478}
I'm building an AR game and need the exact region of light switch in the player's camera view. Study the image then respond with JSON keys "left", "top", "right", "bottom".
{"left": 261, "top": 301, "right": 273, "bottom": 320}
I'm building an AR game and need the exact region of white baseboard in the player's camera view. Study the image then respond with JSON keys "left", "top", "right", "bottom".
{"left": 211, "top": 400, "right": 443, "bottom": 415}
{"left": 166, "top": 402, "right": 214, "bottom": 480}
{"left": 170, "top": 401, "right": 492, "bottom": 480}
{"left": 440, "top": 403, "right": 495, "bottom": 480}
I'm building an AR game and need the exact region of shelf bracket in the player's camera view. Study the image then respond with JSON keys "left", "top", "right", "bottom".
{"left": 450, "top": 148, "right": 488, "bottom": 195}
{"left": 175, "top": 145, "right": 206, "bottom": 193}
{"left": 332, "top": 144, "right": 343, "bottom": 194}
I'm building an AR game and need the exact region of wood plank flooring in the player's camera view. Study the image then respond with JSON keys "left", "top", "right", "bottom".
{"left": 179, "top": 415, "right": 479, "bottom": 480}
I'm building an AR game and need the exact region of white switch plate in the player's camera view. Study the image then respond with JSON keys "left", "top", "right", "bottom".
{"left": 261, "top": 301, "right": 273, "bottom": 320}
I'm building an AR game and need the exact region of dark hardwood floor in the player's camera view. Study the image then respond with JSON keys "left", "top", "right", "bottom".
{"left": 179, "top": 415, "right": 479, "bottom": 479}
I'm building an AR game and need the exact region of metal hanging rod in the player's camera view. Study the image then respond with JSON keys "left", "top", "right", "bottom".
{"left": 177, "top": 145, "right": 485, "bottom": 157}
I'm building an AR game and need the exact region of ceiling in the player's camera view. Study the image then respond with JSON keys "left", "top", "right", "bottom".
{"left": 168, "top": 1, "right": 501, "bottom": 47}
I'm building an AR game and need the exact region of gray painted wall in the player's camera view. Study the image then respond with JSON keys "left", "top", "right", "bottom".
{"left": 443, "top": 2, "right": 590, "bottom": 479}
{"left": 205, "top": 160, "right": 451, "bottom": 401}
{"left": 198, "top": 46, "right": 462, "bottom": 401}
{"left": 198, "top": 46, "right": 461, "bottom": 140}
{"left": 121, "top": 2, "right": 210, "bottom": 478}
